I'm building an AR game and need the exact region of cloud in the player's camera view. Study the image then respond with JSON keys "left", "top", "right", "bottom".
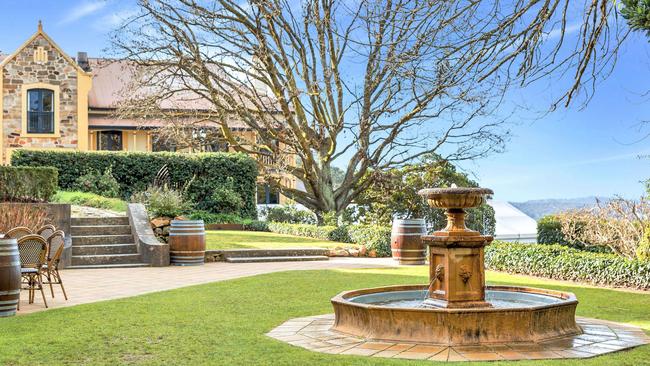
{"left": 93, "top": 8, "right": 138, "bottom": 31}
{"left": 544, "top": 21, "right": 582, "bottom": 41}
{"left": 58, "top": 1, "right": 108, "bottom": 25}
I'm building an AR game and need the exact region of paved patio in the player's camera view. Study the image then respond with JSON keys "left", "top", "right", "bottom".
{"left": 18, "top": 258, "right": 398, "bottom": 314}
{"left": 269, "top": 314, "right": 650, "bottom": 362}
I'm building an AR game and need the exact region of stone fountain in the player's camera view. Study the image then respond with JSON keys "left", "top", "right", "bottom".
{"left": 419, "top": 186, "right": 494, "bottom": 309}
{"left": 330, "top": 186, "right": 583, "bottom": 345}
{"left": 268, "top": 186, "right": 650, "bottom": 360}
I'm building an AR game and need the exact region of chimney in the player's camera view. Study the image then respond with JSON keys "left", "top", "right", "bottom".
{"left": 77, "top": 52, "right": 90, "bottom": 71}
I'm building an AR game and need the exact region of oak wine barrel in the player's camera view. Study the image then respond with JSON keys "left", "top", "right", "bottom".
{"left": 0, "top": 238, "right": 21, "bottom": 317}
{"left": 169, "top": 220, "right": 206, "bottom": 266}
{"left": 391, "top": 219, "right": 426, "bottom": 265}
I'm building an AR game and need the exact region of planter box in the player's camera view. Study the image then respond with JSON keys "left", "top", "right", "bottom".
{"left": 205, "top": 223, "right": 244, "bottom": 231}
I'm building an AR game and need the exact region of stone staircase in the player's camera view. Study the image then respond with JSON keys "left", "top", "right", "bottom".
{"left": 68, "top": 217, "right": 149, "bottom": 269}
{"left": 217, "top": 248, "right": 329, "bottom": 263}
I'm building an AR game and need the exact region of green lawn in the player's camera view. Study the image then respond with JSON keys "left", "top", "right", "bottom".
{"left": 0, "top": 267, "right": 648, "bottom": 365}
{"left": 206, "top": 230, "right": 349, "bottom": 250}
{"left": 52, "top": 190, "right": 128, "bottom": 213}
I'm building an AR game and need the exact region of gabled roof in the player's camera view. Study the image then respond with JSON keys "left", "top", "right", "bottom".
{"left": 0, "top": 21, "right": 91, "bottom": 76}
{"left": 88, "top": 58, "right": 281, "bottom": 114}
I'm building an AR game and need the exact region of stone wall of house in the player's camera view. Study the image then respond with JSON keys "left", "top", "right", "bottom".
{"left": 2, "top": 35, "right": 79, "bottom": 150}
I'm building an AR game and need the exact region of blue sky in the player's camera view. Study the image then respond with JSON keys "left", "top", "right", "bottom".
{"left": 1, "top": 1, "right": 649, "bottom": 202}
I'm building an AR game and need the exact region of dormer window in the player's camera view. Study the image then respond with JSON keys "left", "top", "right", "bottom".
{"left": 27, "top": 89, "right": 55, "bottom": 134}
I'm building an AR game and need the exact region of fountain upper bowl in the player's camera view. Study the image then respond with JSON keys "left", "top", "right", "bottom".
{"left": 418, "top": 187, "right": 493, "bottom": 209}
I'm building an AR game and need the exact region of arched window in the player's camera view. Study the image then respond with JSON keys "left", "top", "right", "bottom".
{"left": 27, "top": 89, "right": 55, "bottom": 134}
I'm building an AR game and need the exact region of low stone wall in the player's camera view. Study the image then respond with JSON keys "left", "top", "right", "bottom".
{"left": 127, "top": 204, "right": 169, "bottom": 267}
{"left": 0, "top": 203, "right": 72, "bottom": 268}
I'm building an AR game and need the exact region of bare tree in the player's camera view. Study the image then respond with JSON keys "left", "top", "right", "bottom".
{"left": 112, "top": 0, "right": 627, "bottom": 217}
{"left": 558, "top": 197, "right": 649, "bottom": 259}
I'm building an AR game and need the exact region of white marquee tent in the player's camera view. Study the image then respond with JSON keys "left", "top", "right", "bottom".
{"left": 487, "top": 200, "right": 537, "bottom": 243}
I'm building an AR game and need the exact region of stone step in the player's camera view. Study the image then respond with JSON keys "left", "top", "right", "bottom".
{"left": 66, "top": 263, "right": 150, "bottom": 270}
{"left": 71, "top": 217, "right": 129, "bottom": 226}
{"left": 72, "top": 235, "right": 135, "bottom": 246}
{"left": 71, "top": 253, "right": 142, "bottom": 266}
{"left": 72, "top": 244, "right": 138, "bottom": 256}
{"left": 71, "top": 225, "right": 132, "bottom": 236}
{"left": 219, "top": 248, "right": 330, "bottom": 259}
{"left": 225, "top": 255, "right": 329, "bottom": 263}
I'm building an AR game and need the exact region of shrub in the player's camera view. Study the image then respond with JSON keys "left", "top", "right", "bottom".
{"left": 264, "top": 205, "right": 316, "bottom": 224}
{"left": 131, "top": 185, "right": 191, "bottom": 217}
{"left": 557, "top": 198, "right": 649, "bottom": 260}
{"left": 485, "top": 242, "right": 650, "bottom": 289}
{"left": 328, "top": 225, "right": 352, "bottom": 243}
{"left": 12, "top": 150, "right": 258, "bottom": 218}
{"left": 262, "top": 222, "right": 392, "bottom": 257}
{"left": 638, "top": 226, "right": 650, "bottom": 261}
{"left": 0, "top": 166, "right": 57, "bottom": 202}
{"left": 0, "top": 204, "right": 49, "bottom": 233}
{"left": 189, "top": 211, "right": 245, "bottom": 224}
{"left": 209, "top": 186, "right": 244, "bottom": 215}
{"left": 243, "top": 220, "right": 270, "bottom": 232}
{"left": 322, "top": 211, "right": 338, "bottom": 226}
{"left": 348, "top": 225, "right": 392, "bottom": 257}
{"left": 73, "top": 166, "right": 121, "bottom": 198}
{"left": 537, "top": 215, "right": 569, "bottom": 245}
{"left": 267, "top": 222, "right": 335, "bottom": 240}
{"left": 52, "top": 191, "right": 127, "bottom": 212}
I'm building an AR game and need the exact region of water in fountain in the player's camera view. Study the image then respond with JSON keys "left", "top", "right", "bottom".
{"left": 350, "top": 289, "right": 566, "bottom": 309}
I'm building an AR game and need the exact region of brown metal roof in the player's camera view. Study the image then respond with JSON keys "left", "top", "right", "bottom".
{"left": 88, "top": 58, "right": 280, "bottom": 112}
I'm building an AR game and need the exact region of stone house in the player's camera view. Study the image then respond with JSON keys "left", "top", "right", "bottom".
{"left": 1, "top": 23, "right": 296, "bottom": 204}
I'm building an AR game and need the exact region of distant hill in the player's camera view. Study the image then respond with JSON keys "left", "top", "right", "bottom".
{"left": 510, "top": 197, "right": 611, "bottom": 220}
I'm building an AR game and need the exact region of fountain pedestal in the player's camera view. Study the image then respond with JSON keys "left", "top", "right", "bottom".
{"left": 420, "top": 188, "right": 494, "bottom": 308}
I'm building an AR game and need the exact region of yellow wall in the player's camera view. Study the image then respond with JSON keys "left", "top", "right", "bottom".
{"left": 76, "top": 71, "right": 92, "bottom": 151}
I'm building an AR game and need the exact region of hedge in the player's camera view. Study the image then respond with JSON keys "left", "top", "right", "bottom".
{"left": 537, "top": 215, "right": 569, "bottom": 245}
{"left": 485, "top": 242, "right": 650, "bottom": 289}
{"left": 12, "top": 150, "right": 258, "bottom": 218}
{"left": 267, "top": 222, "right": 336, "bottom": 240}
{"left": 0, "top": 166, "right": 58, "bottom": 202}
{"left": 347, "top": 225, "right": 392, "bottom": 257}
{"left": 265, "top": 222, "right": 392, "bottom": 257}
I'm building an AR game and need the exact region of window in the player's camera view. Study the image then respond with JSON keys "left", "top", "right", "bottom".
{"left": 152, "top": 135, "right": 177, "bottom": 152}
{"left": 257, "top": 184, "right": 280, "bottom": 204}
{"left": 97, "top": 130, "right": 123, "bottom": 151}
{"left": 27, "top": 89, "right": 55, "bottom": 134}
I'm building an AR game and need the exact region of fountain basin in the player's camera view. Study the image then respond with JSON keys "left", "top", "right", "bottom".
{"left": 331, "top": 285, "right": 581, "bottom": 346}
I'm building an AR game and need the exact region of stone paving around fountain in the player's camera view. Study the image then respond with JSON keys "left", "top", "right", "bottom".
{"left": 268, "top": 314, "right": 650, "bottom": 362}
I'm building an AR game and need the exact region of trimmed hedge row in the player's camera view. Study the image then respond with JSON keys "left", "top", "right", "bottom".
{"left": 267, "top": 222, "right": 336, "bottom": 240}
{"left": 485, "top": 242, "right": 650, "bottom": 289}
{"left": 0, "top": 166, "right": 58, "bottom": 202}
{"left": 12, "top": 150, "right": 258, "bottom": 218}
{"left": 265, "top": 222, "right": 392, "bottom": 257}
